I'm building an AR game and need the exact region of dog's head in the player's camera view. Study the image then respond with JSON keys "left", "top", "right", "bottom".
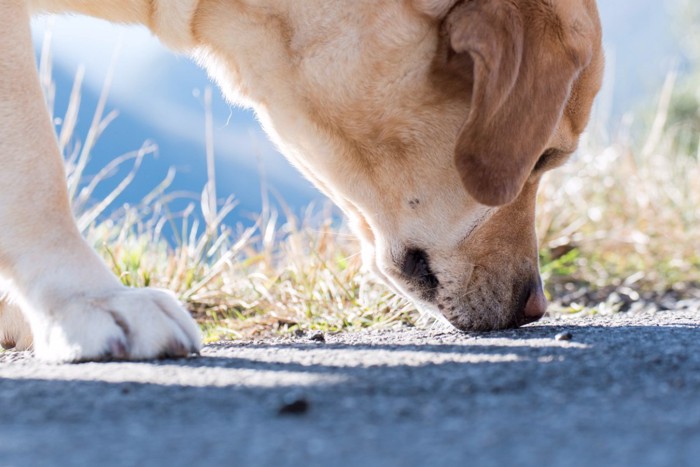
{"left": 193, "top": 0, "right": 604, "bottom": 330}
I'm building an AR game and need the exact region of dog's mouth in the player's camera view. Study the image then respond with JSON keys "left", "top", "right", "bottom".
{"left": 440, "top": 272, "right": 548, "bottom": 331}
{"left": 385, "top": 249, "right": 547, "bottom": 331}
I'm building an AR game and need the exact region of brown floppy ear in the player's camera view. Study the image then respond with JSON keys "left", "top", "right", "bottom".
{"left": 446, "top": 0, "right": 594, "bottom": 206}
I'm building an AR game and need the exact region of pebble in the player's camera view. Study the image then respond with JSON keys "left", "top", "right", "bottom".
{"left": 555, "top": 331, "right": 573, "bottom": 341}
{"left": 309, "top": 331, "right": 325, "bottom": 343}
{"left": 278, "top": 398, "right": 310, "bottom": 416}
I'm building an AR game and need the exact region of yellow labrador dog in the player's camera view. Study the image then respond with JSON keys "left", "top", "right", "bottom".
{"left": 0, "top": 0, "right": 603, "bottom": 362}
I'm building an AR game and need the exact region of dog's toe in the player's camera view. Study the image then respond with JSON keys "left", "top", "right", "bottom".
{"left": 29, "top": 287, "right": 201, "bottom": 363}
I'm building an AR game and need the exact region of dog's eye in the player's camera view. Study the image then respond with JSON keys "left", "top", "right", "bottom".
{"left": 533, "top": 148, "right": 568, "bottom": 174}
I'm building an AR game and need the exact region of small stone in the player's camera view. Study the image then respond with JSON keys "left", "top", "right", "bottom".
{"left": 293, "top": 329, "right": 305, "bottom": 338}
{"left": 309, "top": 331, "right": 325, "bottom": 343}
{"left": 278, "top": 398, "right": 310, "bottom": 415}
{"left": 555, "top": 331, "right": 573, "bottom": 341}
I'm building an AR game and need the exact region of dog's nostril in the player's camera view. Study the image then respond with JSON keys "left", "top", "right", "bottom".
{"left": 401, "top": 248, "right": 430, "bottom": 280}
{"left": 401, "top": 248, "right": 439, "bottom": 291}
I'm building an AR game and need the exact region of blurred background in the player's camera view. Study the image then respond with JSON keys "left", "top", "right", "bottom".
{"left": 29, "top": 0, "right": 686, "bottom": 223}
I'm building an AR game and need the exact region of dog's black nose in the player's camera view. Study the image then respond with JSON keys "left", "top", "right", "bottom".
{"left": 401, "top": 248, "right": 439, "bottom": 293}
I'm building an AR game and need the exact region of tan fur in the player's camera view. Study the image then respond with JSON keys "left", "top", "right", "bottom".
{"left": 0, "top": 0, "right": 603, "bottom": 360}
{"left": 447, "top": 0, "right": 600, "bottom": 206}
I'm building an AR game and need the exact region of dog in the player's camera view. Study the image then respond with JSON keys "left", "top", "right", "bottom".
{"left": 0, "top": 0, "right": 603, "bottom": 362}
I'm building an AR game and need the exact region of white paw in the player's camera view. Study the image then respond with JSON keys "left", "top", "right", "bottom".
{"left": 0, "top": 299, "right": 33, "bottom": 351}
{"left": 27, "top": 287, "right": 201, "bottom": 363}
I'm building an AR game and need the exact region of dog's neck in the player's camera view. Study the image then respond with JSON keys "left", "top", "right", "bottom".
{"left": 28, "top": 0, "right": 200, "bottom": 51}
{"left": 150, "top": 0, "right": 201, "bottom": 50}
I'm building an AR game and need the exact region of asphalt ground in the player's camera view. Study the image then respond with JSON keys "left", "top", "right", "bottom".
{"left": 1, "top": 303, "right": 700, "bottom": 467}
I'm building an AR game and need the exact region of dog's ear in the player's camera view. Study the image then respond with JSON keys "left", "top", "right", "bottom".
{"left": 444, "top": 0, "right": 595, "bottom": 206}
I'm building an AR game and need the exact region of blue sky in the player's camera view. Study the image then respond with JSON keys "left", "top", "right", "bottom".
{"left": 30, "top": 1, "right": 686, "bottom": 222}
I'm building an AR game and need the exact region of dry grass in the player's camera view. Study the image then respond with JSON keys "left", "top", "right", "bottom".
{"left": 537, "top": 73, "right": 700, "bottom": 306}
{"left": 38, "top": 39, "right": 700, "bottom": 339}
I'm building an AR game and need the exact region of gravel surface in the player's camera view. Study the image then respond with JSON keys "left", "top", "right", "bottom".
{"left": 1, "top": 304, "right": 700, "bottom": 467}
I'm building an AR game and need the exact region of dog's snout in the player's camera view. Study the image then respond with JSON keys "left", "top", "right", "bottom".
{"left": 401, "top": 248, "right": 439, "bottom": 293}
{"left": 521, "top": 280, "right": 547, "bottom": 323}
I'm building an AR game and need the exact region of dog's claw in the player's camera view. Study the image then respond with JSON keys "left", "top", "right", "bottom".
{"left": 108, "top": 338, "right": 129, "bottom": 360}
{"left": 160, "top": 339, "right": 190, "bottom": 360}
{"left": 1, "top": 339, "right": 16, "bottom": 350}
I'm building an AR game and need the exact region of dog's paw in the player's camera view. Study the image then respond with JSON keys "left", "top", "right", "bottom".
{"left": 29, "top": 288, "right": 201, "bottom": 363}
{"left": 0, "top": 299, "right": 33, "bottom": 351}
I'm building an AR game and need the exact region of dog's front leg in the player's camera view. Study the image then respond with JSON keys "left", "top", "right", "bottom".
{"left": 0, "top": 1, "right": 201, "bottom": 362}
